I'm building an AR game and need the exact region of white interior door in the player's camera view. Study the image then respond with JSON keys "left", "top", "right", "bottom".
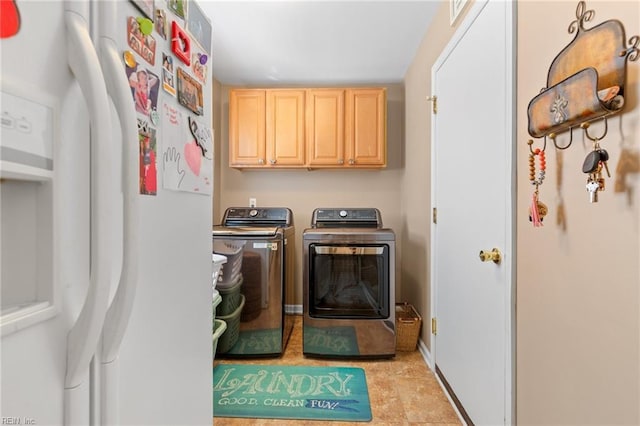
{"left": 431, "top": 1, "right": 515, "bottom": 424}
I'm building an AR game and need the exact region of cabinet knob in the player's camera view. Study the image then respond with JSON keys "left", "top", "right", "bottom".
{"left": 258, "top": 158, "right": 264, "bottom": 165}
{"left": 269, "top": 159, "right": 276, "bottom": 165}
{"left": 349, "top": 159, "right": 355, "bottom": 165}
{"left": 338, "top": 159, "right": 344, "bottom": 165}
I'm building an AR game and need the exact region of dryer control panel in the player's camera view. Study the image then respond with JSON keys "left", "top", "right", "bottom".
{"left": 222, "top": 207, "right": 292, "bottom": 227}
{"left": 311, "top": 208, "right": 382, "bottom": 228}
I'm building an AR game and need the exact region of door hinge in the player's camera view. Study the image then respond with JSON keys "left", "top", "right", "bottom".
{"left": 427, "top": 95, "right": 437, "bottom": 114}
{"left": 432, "top": 207, "right": 437, "bottom": 224}
{"left": 431, "top": 317, "right": 437, "bottom": 335}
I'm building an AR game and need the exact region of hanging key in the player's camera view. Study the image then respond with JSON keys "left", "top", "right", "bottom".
{"left": 582, "top": 149, "right": 602, "bottom": 174}
{"left": 597, "top": 147, "right": 611, "bottom": 177}
{"left": 586, "top": 177, "right": 599, "bottom": 203}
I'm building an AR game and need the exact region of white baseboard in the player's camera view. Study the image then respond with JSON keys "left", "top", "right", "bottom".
{"left": 416, "top": 338, "right": 467, "bottom": 426}
{"left": 417, "top": 337, "right": 433, "bottom": 368}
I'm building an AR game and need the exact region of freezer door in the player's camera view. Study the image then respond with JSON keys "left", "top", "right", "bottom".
{"left": 1, "top": 1, "right": 110, "bottom": 424}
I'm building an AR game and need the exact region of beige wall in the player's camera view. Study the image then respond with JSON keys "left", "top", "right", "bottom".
{"left": 213, "top": 84, "right": 405, "bottom": 305}
{"left": 516, "top": 1, "right": 639, "bottom": 424}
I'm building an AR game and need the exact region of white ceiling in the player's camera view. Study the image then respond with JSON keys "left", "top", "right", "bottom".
{"left": 199, "top": 1, "right": 440, "bottom": 86}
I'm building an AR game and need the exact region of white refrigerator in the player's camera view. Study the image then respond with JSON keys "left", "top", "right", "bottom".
{"left": 1, "top": 1, "right": 214, "bottom": 424}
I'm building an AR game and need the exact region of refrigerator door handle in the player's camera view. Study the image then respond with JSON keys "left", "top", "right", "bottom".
{"left": 98, "top": 34, "right": 140, "bottom": 365}
{"left": 97, "top": 29, "right": 141, "bottom": 426}
{"left": 96, "top": 2, "right": 140, "bottom": 423}
{"left": 64, "top": 4, "right": 116, "bottom": 395}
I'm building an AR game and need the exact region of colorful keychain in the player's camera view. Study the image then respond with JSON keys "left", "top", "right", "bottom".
{"left": 528, "top": 139, "right": 548, "bottom": 227}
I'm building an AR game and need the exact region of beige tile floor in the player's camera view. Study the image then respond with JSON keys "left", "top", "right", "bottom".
{"left": 213, "top": 316, "right": 461, "bottom": 425}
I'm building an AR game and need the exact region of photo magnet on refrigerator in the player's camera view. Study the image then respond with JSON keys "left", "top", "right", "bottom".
{"left": 127, "top": 16, "right": 157, "bottom": 65}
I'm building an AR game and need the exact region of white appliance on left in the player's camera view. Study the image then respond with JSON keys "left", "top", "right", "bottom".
{"left": 1, "top": 1, "right": 214, "bottom": 425}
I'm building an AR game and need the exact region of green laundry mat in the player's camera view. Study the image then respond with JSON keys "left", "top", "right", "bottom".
{"left": 213, "top": 364, "right": 372, "bottom": 422}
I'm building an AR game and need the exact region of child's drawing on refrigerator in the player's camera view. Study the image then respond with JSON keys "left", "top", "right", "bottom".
{"left": 160, "top": 101, "right": 212, "bottom": 195}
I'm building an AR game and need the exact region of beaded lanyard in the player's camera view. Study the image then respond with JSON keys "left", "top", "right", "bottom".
{"left": 528, "top": 140, "right": 548, "bottom": 227}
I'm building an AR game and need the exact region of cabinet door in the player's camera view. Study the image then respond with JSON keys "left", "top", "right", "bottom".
{"left": 229, "top": 90, "right": 266, "bottom": 167}
{"left": 306, "top": 89, "right": 345, "bottom": 166}
{"left": 345, "top": 88, "right": 386, "bottom": 167}
{"left": 266, "top": 90, "right": 305, "bottom": 166}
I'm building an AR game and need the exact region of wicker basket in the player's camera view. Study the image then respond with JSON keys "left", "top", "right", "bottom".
{"left": 395, "top": 303, "right": 422, "bottom": 351}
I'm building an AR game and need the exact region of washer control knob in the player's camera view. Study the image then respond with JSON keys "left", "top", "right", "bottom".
{"left": 339, "top": 210, "right": 348, "bottom": 218}
{"left": 249, "top": 209, "right": 258, "bottom": 217}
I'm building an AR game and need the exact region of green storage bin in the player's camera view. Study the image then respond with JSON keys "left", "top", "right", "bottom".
{"left": 217, "top": 275, "right": 243, "bottom": 317}
{"left": 212, "top": 293, "right": 222, "bottom": 327}
{"left": 213, "top": 319, "right": 227, "bottom": 358}
{"left": 217, "top": 294, "right": 245, "bottom": 354}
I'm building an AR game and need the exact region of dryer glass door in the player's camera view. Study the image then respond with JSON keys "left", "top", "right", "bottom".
{"left": 308, "top": 244, "right": 390, "bottom": 319}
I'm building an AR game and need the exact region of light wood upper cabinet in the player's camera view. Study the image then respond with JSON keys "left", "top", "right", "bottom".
{"left": 230, "top": 89, "right": 305, "bottom": 168}
{"left": 266, "top": 90, "right": 306, "bottom": 166}
{"left": 229, "top": 87, "right": 386, "bottom": 169}
{"left": 345, "top": 88, "right": 386, "bottom": 167}
{"left": 229, "top": 89, "right": 266, "bottom": 167}
{"left": 306, "top": 89, "right": 345, "bottom": 167}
